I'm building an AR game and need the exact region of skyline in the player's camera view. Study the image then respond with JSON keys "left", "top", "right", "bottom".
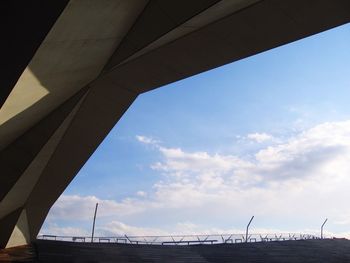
{"left": 41, "top": 23, "right": 350, "bottom": 238}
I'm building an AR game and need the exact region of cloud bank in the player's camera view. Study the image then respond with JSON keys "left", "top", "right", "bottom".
{"left": 43, "top": 120, "right": 350, "bottom": 238}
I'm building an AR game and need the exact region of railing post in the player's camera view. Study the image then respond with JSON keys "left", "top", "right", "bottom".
{"left": 321, "top": 218, "right": 328, "bottom": 239}
{"left": 245, "top": 216, "right": 254, "bottom": 243}
{"left": 91, "top": 203, "right": 98, "bottom": 243}
{"left": 125, "top": 234, "right": 132, "bottom": 244}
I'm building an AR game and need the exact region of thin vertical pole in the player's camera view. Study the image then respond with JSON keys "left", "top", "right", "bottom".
{"left": 321, "top": 218, "right": 328, "bottom": 239}
{"left": 91, "top": 203, "right": 98, "bottom": 242}
{"left": 245, "top": 216, "right": 254, "bottom": 243}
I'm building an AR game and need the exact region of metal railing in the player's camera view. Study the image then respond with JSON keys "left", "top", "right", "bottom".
{"left": 40, "top": 206, "right": 328, "bottom": 246}
{"left": 37, "top": 233, "right": 321, "bottom": 245}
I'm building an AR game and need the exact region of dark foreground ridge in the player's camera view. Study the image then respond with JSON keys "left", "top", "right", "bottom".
{"left": 2, "top": 238, "right": 350, "bottom": 262}
{"left": 0, "top": 239, "right": 350, "bottom": 263}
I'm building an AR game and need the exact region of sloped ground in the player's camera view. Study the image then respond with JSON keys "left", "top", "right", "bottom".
{"left": 2, "top": 239, "right": 350, "bottom": 262}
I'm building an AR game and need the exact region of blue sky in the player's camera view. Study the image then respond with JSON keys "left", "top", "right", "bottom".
{"left": 42, "top": 23, "right": 350, "bottom": 238}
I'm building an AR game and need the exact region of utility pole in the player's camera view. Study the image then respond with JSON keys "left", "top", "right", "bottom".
{"left": 245, "top": 216, "right": 254, "bottom": 243}
{"left": 321, "top": 218, "right": 328, "bottom": 239}
{"left": 91, "top": 203, "right": 99, "bottom": 242}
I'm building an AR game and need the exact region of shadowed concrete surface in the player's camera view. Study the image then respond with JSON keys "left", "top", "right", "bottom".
{"left": 2, "top": 239, "right": 350, "bottom": 262}
{"left": 0, "top": 1, "right": 69, "bottom": 108}
{"left": 2, "top": 0, "right": 350, "bottom": 249}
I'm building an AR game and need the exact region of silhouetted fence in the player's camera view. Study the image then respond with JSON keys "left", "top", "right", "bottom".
{"left": 37, "top": 233, "right": 321, "bottom": 245}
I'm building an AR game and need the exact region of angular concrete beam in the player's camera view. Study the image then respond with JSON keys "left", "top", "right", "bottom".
{"left": 25, "top": 82, "right": 138, "bottom": 240}
{"left": 117, "top": 0, "right": 261, "bottom": 67}
{"left": 0, "top": 89, "right": 88, "bottom": 248}
{"left": 105, "top": 0, "right": 221, "bottom": 69}
{"left": 0, "top": 208, "right": 23, "bottom": 248}
{"left": 0, "top": 88, "right": 88, "bottom": 202}
{"left": 101, "top": 0, "right": 350, "bottom": 95}
{"left": 0, "top": 0, "right": 147, "bottom": 150}
{"left": 0, "top": 1, "right": 69, "bottom": 108}
{"left": 5, "top": 209, "right": 31, "bottom": 248}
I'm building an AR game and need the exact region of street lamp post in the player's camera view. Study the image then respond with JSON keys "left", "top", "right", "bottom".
{"left": 321, "top": 218, "right": 328, "bottom": 239}
{"left": 91, "top": 203, "right": 99, "bottom": 242}
{"left": 245, "top": 216, "right": 254, "bottom": 243}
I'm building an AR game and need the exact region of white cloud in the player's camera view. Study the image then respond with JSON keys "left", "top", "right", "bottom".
{"left": 45, "top": 120, "right": 350, "bottom": 238}
{"left": 98, "top": 221, "right": 169, "bottom": 236}
{"left": 46, "top": 194, "right": 150, "bottom": 221}
{"left": 40, "top": 224, "right": 89, "bottom": 236}
{"left": 152, "top": 147, "right": 251, "bottom": 176}
{"left": 136, "top": 191, "right": 147, "bottom": 197}
{"left": 136, "top": 135, "right": 159, "bottom": 145}
{"left": 247, "top": 132, "right": 274, "bottom": 143}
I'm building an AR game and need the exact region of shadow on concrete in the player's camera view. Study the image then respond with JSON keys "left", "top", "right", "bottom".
{"left": 0, "top": 1, "right": 68, "bottom": 108}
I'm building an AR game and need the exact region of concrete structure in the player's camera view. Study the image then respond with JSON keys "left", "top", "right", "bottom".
{"left": 1, "top": 0, "right": 350, "bottom": 249}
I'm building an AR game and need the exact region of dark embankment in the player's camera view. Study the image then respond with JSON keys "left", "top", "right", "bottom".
{"left": 2, "top": 239, "right": 350, "bottom": 262}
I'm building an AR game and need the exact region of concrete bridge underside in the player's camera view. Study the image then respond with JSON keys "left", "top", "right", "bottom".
{"left": 1, "top": 0, "right": 350, "bottom": 248}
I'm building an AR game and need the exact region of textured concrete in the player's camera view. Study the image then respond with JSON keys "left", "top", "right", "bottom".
{"left": 0, "top": 0, "right": 148, "bottom": 150}
{"left": 0, "top": 1, "right": 69, "bottom": 108}
{"left": 105, "top": 0, "right": 223, "bottom": 68}
{"left": 1, "top": 0, "right": 350, "bottom": 248}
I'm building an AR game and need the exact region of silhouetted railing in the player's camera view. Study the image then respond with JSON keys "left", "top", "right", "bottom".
{"left": 37, "top": 233, "right": 322, "bottom": 245}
